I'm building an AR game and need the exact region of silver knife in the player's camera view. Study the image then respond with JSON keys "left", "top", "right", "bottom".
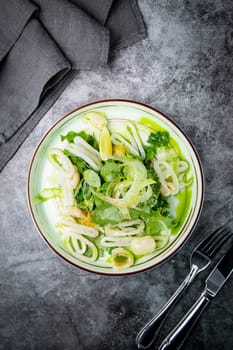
{"left": 159, "top": 241, "right": 233, "bottom": 350}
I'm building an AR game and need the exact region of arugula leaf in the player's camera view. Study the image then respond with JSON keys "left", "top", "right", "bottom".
{"left": 75, "top": 179, "right": 94, "bottom": 211}
{"left": 100, "top": 160, "right": 123, "bottom": 183}
{"left": 92, "top": 197, "right": 123, "bottom": 226}
{"left": 61, "top": 131, "right": 80, "bottom": 143}
{"left": 129, "top": 208, "right": 149, "bottom": 220}
{"left": 144, "top": 131, "right": 170, "bottom": 162}
{"left": 61, "top": 130, "right": 98, "bottom": 149}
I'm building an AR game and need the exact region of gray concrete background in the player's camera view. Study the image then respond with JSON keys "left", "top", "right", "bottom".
{"left": 0, "top": 1, "right": 233, "bottom": 349}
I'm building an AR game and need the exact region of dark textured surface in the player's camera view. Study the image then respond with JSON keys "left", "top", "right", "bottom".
{"left": 0, "top": 1, "right": 233, "bottom": 349}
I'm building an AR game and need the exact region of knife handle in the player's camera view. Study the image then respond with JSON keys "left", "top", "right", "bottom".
{"left": 158, "top": 292, "right": 210, "bottom": 350}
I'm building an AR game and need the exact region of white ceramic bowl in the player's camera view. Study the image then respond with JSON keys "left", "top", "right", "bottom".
{"left": 27, "top": 99, "right": 204, "bottom": 275}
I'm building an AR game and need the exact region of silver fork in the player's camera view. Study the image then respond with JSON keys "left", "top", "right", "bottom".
{"left": 136, "top": 225, "right": 233, "bottom": 349}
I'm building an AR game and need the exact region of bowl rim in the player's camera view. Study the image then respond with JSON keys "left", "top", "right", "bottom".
{"left": 27, "top": 99, "right": 204, "bottom": 276}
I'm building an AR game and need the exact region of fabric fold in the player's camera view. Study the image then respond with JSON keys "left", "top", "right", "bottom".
{"left": 34, "top": 0, "right": 110, "bottom": 69}
{"left": 71, "top": 0, "right": 114, "bottom": 25}
{"left": 0, "top": 70, "right": 76, "bottom": 168}
{"left": 0, "top": 18, "right": 71, "bottom": 142}
{"left": 107, "top": 0, "right": 147, "bottom": 50}
{"left": 0, "top": 0, "right": 38, "bottom": 62}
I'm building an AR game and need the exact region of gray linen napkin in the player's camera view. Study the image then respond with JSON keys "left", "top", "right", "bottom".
{"left": 34, "top": 0, "right": 110, "bottom": 69}
{"left": 0, "top": 0, "right": 38, "bottom": 62}
{"left": 107, "top": 0, "right": 147, "bottom": 50}
{"left": 72, "top": 0, "right": 146, "bottom": 50}
{"left": 71, "top": 0, "right": 113, "bottom": 25}
{"left": 0, "top": 18, "right": 71, "bottom": 143}
{"left": 0, "top": 0, "right": 146, "bottom": 171}
{"left": 72, "top": 0, "right": 147, "bottom": 49}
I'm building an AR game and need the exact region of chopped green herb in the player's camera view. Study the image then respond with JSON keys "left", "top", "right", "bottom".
{"left": 144, "top": 131, "right": 170, "bottom": 161}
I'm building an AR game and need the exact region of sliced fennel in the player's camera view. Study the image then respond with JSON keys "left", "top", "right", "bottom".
{"left": 58, "top": 206, "right": 84, "bottom": 219}
{"left": 65, "top": 140, "right": 102, "bottom": 171}
{"left": 34, "top": 187, "right": 62, "bottom": 202}
{"left": 84, "top": 111, "right": 107, "bottom": 129}
{"left": 111, "top": 133, "right": 139, "bottom": 156}
{"left": 125, "top": 123, "right": 146, "bottom": 159}
{"left": 153, "top": 234, "right": 170, "bottom": 250}
{"left": 105, "top": 220, "right": 145, "bottom": 237}
{"left": 48, "top": 148, "right": 75, "bottom": 178}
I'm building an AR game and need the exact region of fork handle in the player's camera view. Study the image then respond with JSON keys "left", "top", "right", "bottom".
{"left": 158, "top": 292, "right": 210, "bottom": 350}
{"left": 136, "top": 265, "right": 199, "bottom": 349}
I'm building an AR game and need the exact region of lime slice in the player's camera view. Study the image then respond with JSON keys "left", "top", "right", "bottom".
{"left": 99, "top": 126, "right": 112, "bottom": 161}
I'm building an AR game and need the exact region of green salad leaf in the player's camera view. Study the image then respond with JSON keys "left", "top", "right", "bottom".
{"left": 144, "top": 131, "right": 170, "bottom": 161}
{"left": 100, "top": 160, "right": 123, "bottom": 182}
{"left": 92, "top": 197, "right": 123, "bottom": 226}
{"left": 63, "top": 149, "right": 89, "bottom": 174}
{"left": 75, "top": 179, "right": 94, "bottom": 211}
{"left": 84, "top": 170, "right": 101, "bottom": 188}
{"left": 61, "top": 130, "right": 98, "bottom": 149}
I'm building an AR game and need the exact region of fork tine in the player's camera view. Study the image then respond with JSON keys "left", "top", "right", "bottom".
{"left": 202, "top": 227, "right": 230, "bottom": 253}
{"left": 197, "top": 226, "right": 228, "bottom": 253}
{"left": 207, "top": 230, "right": 233, "bottom": 257}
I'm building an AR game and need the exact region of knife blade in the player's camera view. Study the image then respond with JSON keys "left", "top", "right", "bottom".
{"left": 206, "top": 241, "right": 233, "bottom": 297}
{"left": 159, "top": 241, "right": 233, "bottom": 350}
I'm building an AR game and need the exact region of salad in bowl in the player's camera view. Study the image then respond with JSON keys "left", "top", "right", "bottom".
{"left": 28, "top": 100, "right": 203, "bottom": 275}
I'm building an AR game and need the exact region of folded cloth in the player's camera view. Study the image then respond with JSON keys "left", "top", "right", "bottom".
{"left": 0, "top": 0, "right": 146, "bottom": 172}
{"left": 108, "top": 0, "right": 147, "bottom": 50}
{"left": 71, "top": 0, "right": 113, "bottom": 25}
{"left": 0, "top": 0, "right": 38, "bottom": 62}
{"left": 71, "top": 0, "right": 147, "bottom": 50}
{"left": 34, "top": 0, "right": 110, "bottom": 69}
{"left": 0, "top": 70, "right": 77, "bottom": 169}
{"left": 0, "top": 18, "right": 71, "bottom": 143}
